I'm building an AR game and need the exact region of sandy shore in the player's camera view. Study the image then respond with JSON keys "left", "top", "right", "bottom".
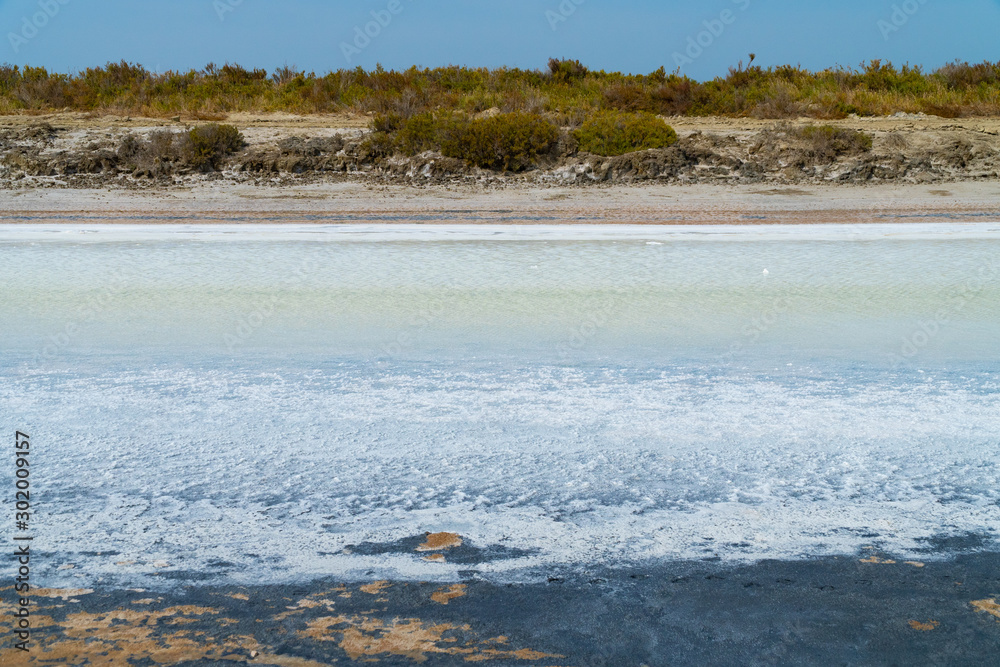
{"left": 2, "top": 181, "right": 999, "bottom": 225}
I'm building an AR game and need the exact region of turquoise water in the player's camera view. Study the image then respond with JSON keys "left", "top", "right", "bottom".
{"left": 2, "top": 223, "right": 999, "bottom": 587}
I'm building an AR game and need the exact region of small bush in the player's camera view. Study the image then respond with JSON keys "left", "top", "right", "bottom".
{"left": 184, "top": 123, "right": 244, "bottom": 170}
{"left": 359, "top": 131, "right": 397, "bottom": 159}
{"left": 440, "top": 112, "right": 560, "bottom": 171}
{"left": 272, "top": 65, "right": 303, "bottom": 86}
{"left": 602, "top": 83, "right": 650, "bottom": 112}
{"left": 650, "top": 77, "right": 699, "bottom": 115}
{"left": 119, "top": 124, "right": 245, "bottom": 174}
{"left": 367, "top": 111, "right": 458, "bottom": 156}
{"left": 755, "top": 124, "right": 874, "bottom": 167}
{"left": 574, "top": 111, "right": 678, "bottom": 156}
{"left": 796, "top": 125, "right": 873, "bottom": 155}
{"left": 118, "top": 129, "right": 183, "bottom": 174}
{"left": 394, "top": 112, "right": 462, "bottom": 155}
{"left": 548, "top": 58, "right": 588, "bottom": 84}
{"left": 936, "top": 60, "right": 1000, "bottom": 89}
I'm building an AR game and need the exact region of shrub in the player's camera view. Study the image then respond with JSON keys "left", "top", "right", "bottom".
{"left": 371, "top": 112, "right": 404, "bottom": 134}
{"left": 366, "top": 111, "right": 456, "bottom": 156}
{"left": 548, "top": 58, "right": 588, "bottom": 84}
{"left": 755, "top": 124, "right": 874, "bottom": 166}
{"left": 602, "top": 83, "right": 650, "bottom": 111}
{"left": 272, "top": 65, "right": 303, "bottom": 86}
{"left": 117, "top": 129, "right": 186, "bottom": 176}
{"left": 936, "top": 60, "right": 1000, "bottom": 89}
{"left": 650, "top": 76, "right": 699, "bottom": 115}
{"left": 184, "top": 123, "right": 244, "bottom": 170}
{"left": 574, "top": 111, "right": 678, "bottom": 156}
{"left": 0, "top": 64, "right": 19, "bottom": 93}
{"left": 440, "top": 112, "right": 560, "bottom": 171}
{"left": 394, "top": 112, "right": 451, "bottom": 155}
{"left": 796, "top": 125, "right": 873, "bottom": 156}
{"left": 359, "top": 130, "right": 397, "bottom": 159}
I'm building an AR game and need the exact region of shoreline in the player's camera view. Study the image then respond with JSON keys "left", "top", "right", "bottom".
{"left": 2, "top": 182, "right": 1000, "bottom": 225}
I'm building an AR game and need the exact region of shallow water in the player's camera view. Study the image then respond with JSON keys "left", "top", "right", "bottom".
{"left": 2, "top": 223, "right": 999, "bottom": 588}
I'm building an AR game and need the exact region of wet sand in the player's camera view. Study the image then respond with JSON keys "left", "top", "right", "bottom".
{"left": 4, "top": 550, "right": 999, "bottom": 665}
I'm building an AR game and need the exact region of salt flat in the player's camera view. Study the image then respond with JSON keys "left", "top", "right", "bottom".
{"left": 1, "top": 222, "right": 997, "bottom": 592}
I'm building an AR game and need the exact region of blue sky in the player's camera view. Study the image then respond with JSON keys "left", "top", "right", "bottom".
{"left": 2, "top": 0, "right": 999, "bottom": 79}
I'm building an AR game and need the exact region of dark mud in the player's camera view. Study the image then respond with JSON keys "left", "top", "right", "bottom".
{"left": 4, "top": 551, "right": 999, "bottom": 665}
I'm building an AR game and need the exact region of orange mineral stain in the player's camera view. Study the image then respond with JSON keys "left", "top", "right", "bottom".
{"left": 971, "top": 598, "right": 1000, "bottom": 621}
{"left": 302, "top": 614, "right": 560, "bottom": 663}
{"left": 908, "top": 620, "right": 939, "bottom": 631}
{"left": 359, "top": 581, "right": 391, "bottom": 595}
{"left": 859, "top": 556, "right": 896, "bottom": 564}
{"left": 430, "top": 584, "right": 467, "bottom": 605}
{"left": 417, "top": 532, "right": 463, "bottom": 552}
{"left": 0, "top": 586, "right": 557, "bottom": 666}
{"left": 423, "top": 554, "right": 447, "bottom": 563}
{"left": 0, "top": 603, "right": 264, "bottom": 667}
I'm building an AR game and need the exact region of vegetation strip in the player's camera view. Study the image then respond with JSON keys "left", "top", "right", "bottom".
{"left": 3, "top": 58, "right": 1000, "bottom": 118}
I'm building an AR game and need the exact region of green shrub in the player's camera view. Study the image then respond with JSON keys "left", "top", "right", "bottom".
{"left": 440, "top": 112, "right": 559, "bottom": 171}
{"left": 548, "top": 58, "right": 588, "bottom": 84}
{"left": 394, "top": 112, "right": 463, "bottom": 155}
{"left": 574, "top": 111, "right": 678, "bottom": 156}
{"left": 184, "top": 123, "right": 244, "bottom": 170}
